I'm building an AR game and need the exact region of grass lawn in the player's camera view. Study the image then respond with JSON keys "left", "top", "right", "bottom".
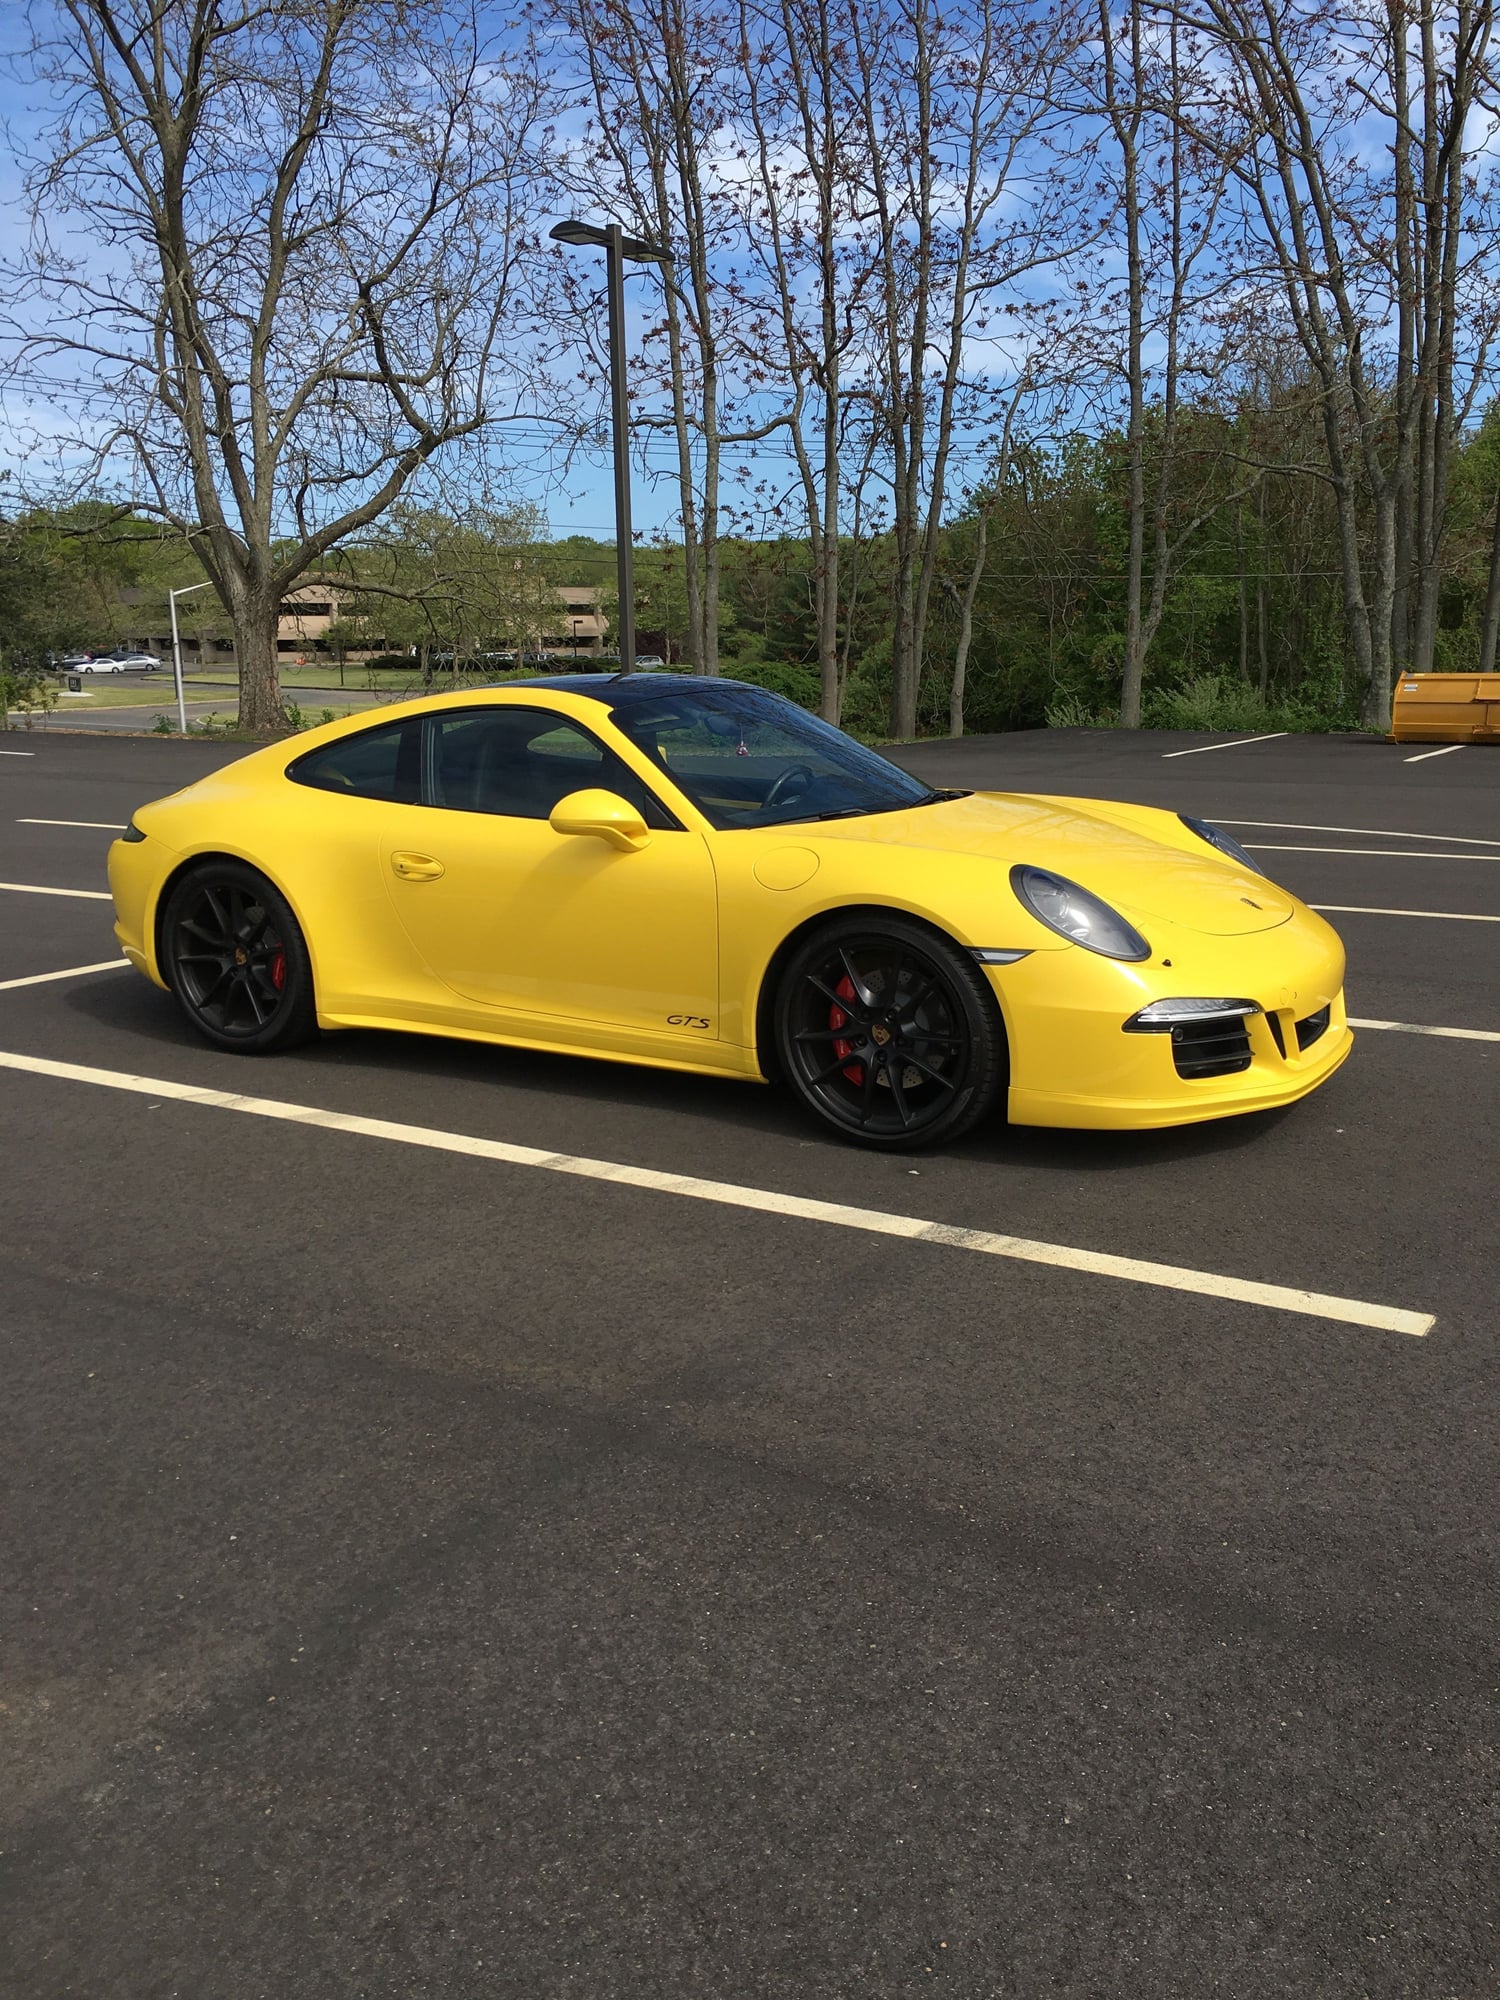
{"left": 186, "top": 665, "right": 418, "bottom": 691}
{"left": 45, "top": 683, "right": 185, "bottom": 709}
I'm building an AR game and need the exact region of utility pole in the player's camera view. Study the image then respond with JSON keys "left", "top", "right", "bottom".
{"left": 550, "top": 219, "right": 674, "bottom": 675}
{"left": 169, "top": 580, "right": 213, "bottom": 735}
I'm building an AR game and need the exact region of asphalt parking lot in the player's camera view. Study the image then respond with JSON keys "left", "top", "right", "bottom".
{"left": 1, "top": 724, "right": 1496, "bottom": 1998}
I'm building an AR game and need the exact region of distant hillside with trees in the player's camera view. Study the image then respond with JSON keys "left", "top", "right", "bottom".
{"left": 10, "top": 395, "right": 1500, "bottom": 737}
{"left": 4, "top": 0, "right": 1497, "bottom": 734}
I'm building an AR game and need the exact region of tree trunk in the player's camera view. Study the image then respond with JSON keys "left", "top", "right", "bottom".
{"left": 949, "top": 504, "right": 993, "bottom": 737}
{"left": 1477, "top": 484, "right": 1500, "bottom": 677}
{"left": 1391, "top": 466, "right": 1412, "bottom": 679}
{"left": 1360, "top": 491, "right": 1398, "bottom": 732}
{"left": 234, "top": 590, "right": 283, "bottom": 732}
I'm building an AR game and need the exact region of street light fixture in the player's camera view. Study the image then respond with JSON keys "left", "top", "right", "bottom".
{"left": 168, "top": 580, "right": 214, "bottom": 735}
{"left": 550, "top": 217, "right": 673, "bottom": 676}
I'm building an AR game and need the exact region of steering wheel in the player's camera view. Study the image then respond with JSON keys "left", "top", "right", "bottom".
{"left": 762, "top": 763, "right": 816, "bottom": 813}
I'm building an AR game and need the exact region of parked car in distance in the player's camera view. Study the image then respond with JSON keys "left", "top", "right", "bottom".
{"left": 100, "top": 652, "right": 163, "bottom": 671}
{"left": 71, "top": 656, "right": 131, "bottom": 674}
{"left": 633, "top": 654, "right": 668, "bottom": 668}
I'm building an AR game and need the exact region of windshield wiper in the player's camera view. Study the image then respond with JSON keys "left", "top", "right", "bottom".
{"left": 773, "top": 789, "right": 969, "bottom": 827}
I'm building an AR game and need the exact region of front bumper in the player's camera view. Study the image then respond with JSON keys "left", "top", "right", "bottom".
{"left": 986, "top": 912, "right": 1351, "bottom": 1130}
{"left": 107, "top": 834, "right": 171, "bottom": 989}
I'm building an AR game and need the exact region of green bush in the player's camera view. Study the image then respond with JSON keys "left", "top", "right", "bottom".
{"left": 1044, "top": 693, "right": 1120, "bottom": 728}
{"left": 726, "top": 657, "right": 821, "bottom": 709}
{"left": 0, "top": 664, "right": 58, "bottom": 729}
{"left": 1142, "top": 671, "right": 1359, "bottom": 734}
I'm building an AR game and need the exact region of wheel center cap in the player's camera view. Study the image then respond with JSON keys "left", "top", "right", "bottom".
{"left": 234, "top": 946, "right": 247, "bottom": 966}
{"left": 871, "top": 1022, "right": 892, "bottom": 1047}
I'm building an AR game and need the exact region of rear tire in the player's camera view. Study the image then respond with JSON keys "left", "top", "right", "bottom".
{"left": 774, "top": 915, "right": 1006, "bottom": 1149}
{"left": 161, "top": 860, "right": 318, "bottom": 1054}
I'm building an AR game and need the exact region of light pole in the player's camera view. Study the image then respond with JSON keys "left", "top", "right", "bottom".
{"left": 168, "top": 581, "right": 213, "bottom": 736}
{"left": 571, "top": 616, "right": 582, "bottom": 663}
{"left": 550, "top": 218, "right": 673, "bottom": 675}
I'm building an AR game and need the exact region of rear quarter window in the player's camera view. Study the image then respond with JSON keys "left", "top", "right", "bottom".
{"left": 290, "top": 719, "right": 421, "bottom": 804}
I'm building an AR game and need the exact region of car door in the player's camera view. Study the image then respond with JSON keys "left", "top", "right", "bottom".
{"left": 380, "top": 705, "right": 720, "bottom": 1040}
{"left": 281, "top": 710, "right": 439, "bottom": 1016}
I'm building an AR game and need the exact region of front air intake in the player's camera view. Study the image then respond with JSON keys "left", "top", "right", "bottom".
{"left": 1169, "top": 1016, "right": 1253, "bottom": 1079}
{"left": 1295, "top": 1005, "right": 1331, "bottom": 1052}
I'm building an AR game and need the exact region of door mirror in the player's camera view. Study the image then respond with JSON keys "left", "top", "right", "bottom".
{"left": 549, "top": 787, "right": 651, "bottom": 852}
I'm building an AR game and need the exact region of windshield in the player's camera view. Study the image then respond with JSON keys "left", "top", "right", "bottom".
{"left": 608, "top": 684, "right": 942, "bottom": 829}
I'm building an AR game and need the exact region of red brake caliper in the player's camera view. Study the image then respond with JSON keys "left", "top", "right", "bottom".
{"left": 830, "top": 974, "right": 864, "bottom": 1084}
{"left": 269, "top": 947, "right": 286, "bottom": 992}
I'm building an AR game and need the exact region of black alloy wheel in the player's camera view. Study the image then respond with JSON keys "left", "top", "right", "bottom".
{"left": 161, "top": 861, "right": 317, "bottom": 1053}
{"left": 775, "top": 916, "right": 1006, "bottom": 1149}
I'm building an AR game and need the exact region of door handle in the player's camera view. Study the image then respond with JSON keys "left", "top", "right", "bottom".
{"left": 391, "top": 851, "right": 445, "bottom": 881}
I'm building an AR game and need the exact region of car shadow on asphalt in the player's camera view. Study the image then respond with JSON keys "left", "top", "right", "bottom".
{"left": 57, "top": 974, "right": 1294, "bottom": 1176}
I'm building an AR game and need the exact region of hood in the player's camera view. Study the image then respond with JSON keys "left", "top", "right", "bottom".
{"left": 807, "top": 790, "right": 1296, "bottom": 937}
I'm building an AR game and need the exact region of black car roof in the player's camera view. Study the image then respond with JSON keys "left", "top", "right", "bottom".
{"left": 501, "top": 672, "right": 760, "bottom": 702}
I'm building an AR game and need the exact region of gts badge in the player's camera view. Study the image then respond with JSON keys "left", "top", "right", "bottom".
{"left": 667, "top": 1013, "right": 711, "bottom": 1030}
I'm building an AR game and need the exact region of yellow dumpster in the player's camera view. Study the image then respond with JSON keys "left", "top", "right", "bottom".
{"left": 1390, "top": 672, "right": 1500, "bottom": 744}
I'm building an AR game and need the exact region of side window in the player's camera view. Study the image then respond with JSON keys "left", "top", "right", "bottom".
{"left": 426, "top": 709, "right": 674, "bottom": 825}
{"left": 291, "top": 719, "right": 421, "bottom": 804}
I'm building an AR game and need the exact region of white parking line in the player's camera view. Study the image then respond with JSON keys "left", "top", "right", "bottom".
{"left": 1248, "top": 844, "right": 1500, "bottom": 861}
{"left": 0, "top": 749, "right": 37, "bottom": 757}
{"left": 0, "top": 881, "right": 112, "bottom": 900}
{"left": 0, "top": 1047, "right": 1434, "bottom": 1337}
{"left": 1349, "top": 1016, "right": 1500, "bottom": 1044}
{"left": 1220, "top": 819, "right": 1500, "bottom": 849}
{"left": 1312, "top": 904, "right": 1500, "bottom": 923}
{"left": 1162, "top": 732, "right": 1289, "bottom": 759}
{"left": 1404, "top": 744, "right": 1467, "bottom": 764}
{"left": 0, "top": 959, "right": 128, "bottom": 992}
{"left": 17, "top": 818, "right": 128, "bottom": 830}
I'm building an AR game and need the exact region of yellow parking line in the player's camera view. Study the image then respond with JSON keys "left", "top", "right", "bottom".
{"left": 0, "top": 1047, "right": 1435, "bottom": 1337}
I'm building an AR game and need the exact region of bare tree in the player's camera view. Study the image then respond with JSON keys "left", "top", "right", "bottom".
{"left": 5, "top": 0, "right": 546, "bottom": 730}
{"left": 1092, "top": 2, "right": 1239, "bottom": 723}
{"left": 849, "top": 0, "right": 1090, "bottom": 739}
{"left": 1163, "top": 0, "right": 1500, "bottom": 728}
{"left": 544, "top": 0, "right": 744, "bottom": 673}
{"left": 733, "top": 0, "right": 877, "bottom": 719}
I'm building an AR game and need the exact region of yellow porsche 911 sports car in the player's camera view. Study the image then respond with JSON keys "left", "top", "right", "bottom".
{"left": 109, "top": 676, "right": 1351, "bottom": 1149}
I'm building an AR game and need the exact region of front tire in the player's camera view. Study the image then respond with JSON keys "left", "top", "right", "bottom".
{"left": 161, "top": 861, "right": 317, "bottom": 1054}
{"left": 774, "top": 916, "right": 1006, "bottom": 1149}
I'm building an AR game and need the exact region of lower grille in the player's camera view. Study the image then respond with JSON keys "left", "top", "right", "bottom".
{"left": 1296, "top": 1005, "right": 1331, "bottom": 1051}
{"left": 1171, "top": 1017, "right": 1253, "bottom": 1079}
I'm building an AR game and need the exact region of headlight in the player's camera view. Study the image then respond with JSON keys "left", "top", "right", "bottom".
{"left": 1010, "top": 865, "right": 1150, "bottom": 960}
{"left": 1179, "top": 815, "right": 1265, "bottom": 876}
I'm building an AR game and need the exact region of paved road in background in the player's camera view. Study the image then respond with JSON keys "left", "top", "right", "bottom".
{"left": 1, "top": 726, "right": 1495, "bottom": 1998}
